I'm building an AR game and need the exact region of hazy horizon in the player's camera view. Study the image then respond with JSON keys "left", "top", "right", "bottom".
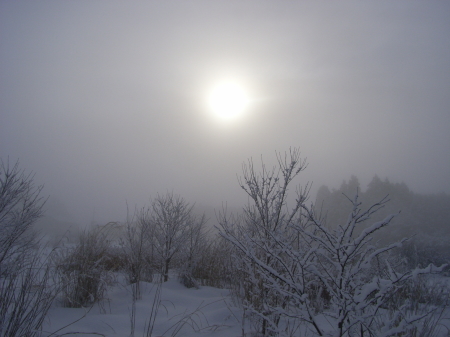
{"left": 2, "top": 1, "right": 449, "bottom": 225}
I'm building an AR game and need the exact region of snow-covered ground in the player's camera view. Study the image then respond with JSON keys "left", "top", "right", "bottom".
{"left": 43, "top": 275, "right": 243, "bottom": 337}
{"left": 41, "top": 273, "right": 450, "bottom": 337}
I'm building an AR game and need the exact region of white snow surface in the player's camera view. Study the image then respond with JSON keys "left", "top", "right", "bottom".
{"left": 41, "top": 273, "right": 450, "bottom": 337}
{"left": 43, "top": 274, "right": 243, "bottom": 337}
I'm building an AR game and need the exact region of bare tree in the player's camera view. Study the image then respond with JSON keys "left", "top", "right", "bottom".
{"left": 150, "top": 192, "right": 198, "bottom": 282}
{"left": 177, "top": 212, "right": 208, "bottom": 288}
{"left": 0, "top": 160, "right": 45, "bottom": 267}
{"left": 0, "top": 159, "right": 57, "bottom": 337}
{"left": 121, "top": 206, "right": 154, "bottom": 300}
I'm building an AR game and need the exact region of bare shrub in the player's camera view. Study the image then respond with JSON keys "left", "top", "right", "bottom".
{"left": 119, "top": 207, "right": 154, "bottom": 300}
{"left": 0, "top": 159, "right": 57, "bottom": 337}
{"left": 388, "top": 273, "right": 449, "bottom": 310}
{"left": 0, "top": 160, "right": 44, "bottom": 268}
{"left": 0, "top": 247, "right": 58, "bottom": 337}
{"left": 177, "top": 212, "right": 208, "bottom": 289}
{"left": 399, "top": 237, "right": 450, "bottom": 272}
{"left": 189, "top": 234, "right": 236, "bottom": 289}
{"left": 55, "top": 223, "right": 116, "bottom": 308}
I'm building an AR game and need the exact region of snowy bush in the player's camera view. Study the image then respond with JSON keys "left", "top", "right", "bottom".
{"left": 219, "top": 149, "right": 448, "bottom": 337}
{"left": 219, "top": 148, "right": 311, "bottom": 336}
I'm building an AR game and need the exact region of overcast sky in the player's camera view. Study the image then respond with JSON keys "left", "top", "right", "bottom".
{"left": 1, "top": 1, "right": 449, "bottom": 224}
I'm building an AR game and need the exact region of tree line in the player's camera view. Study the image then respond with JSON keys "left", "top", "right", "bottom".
{"left": 315, "top": 174, "right": 450, "bottom": 268}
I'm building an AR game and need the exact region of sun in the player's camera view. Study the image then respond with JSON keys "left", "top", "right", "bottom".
{"left": 207, "top": 81, "right": 249, "bottom": 119}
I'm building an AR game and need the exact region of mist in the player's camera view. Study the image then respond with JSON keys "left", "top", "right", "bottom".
{"left": 1, "top": 1, "right": 449, "bottom": 228}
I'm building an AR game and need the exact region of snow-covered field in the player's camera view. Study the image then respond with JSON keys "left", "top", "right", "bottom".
{"left": 41, "top": 273, "right": 450, "bottom": 337}
{"left": 43, "top": 275, "right": 243, "bottom": 337}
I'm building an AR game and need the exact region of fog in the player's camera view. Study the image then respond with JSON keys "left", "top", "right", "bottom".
{"left": 1, "top": 1, "right": 449, "bottom": 226}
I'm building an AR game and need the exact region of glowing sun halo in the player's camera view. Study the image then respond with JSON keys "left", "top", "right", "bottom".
{"left": 208, "top": 81, "right": 249, "bottom": 119}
